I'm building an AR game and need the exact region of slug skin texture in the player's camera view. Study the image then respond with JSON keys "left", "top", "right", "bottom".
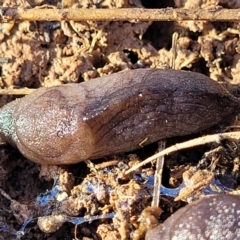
{"left": 0, "top": 69, "right": 239, "bottom": 164}
{"left": 146, "top": 194, "right": 240, "bottom": 240}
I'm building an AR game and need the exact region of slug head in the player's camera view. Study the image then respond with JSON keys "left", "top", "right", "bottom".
{"left": 5, "top": 87, "right": 94, "bottom": 164}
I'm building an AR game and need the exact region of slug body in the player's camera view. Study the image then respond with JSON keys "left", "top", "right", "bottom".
{"left": 145, "top": 194, "right": 240, "bottom": 240}
{"left": 0, "top": 69, "right": 239, "bottom": 164}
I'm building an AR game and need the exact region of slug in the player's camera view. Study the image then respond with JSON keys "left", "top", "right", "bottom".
{"left": 145, "top": 194, "right": 240, "bottom": 240}
{"left": 0, "top": 68, "right": 239, "bottom": 165}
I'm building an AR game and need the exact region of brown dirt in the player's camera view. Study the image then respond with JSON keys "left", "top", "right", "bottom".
{"left": 0, "top": 0, "right": 240, "bottom": 239}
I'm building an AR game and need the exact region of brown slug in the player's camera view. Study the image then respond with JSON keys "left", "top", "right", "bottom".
{"left": 0, "top": 68, "right": 239, "bottom": 164}
{"left": 145, "top": 194, "right": 240, "bottom": 240}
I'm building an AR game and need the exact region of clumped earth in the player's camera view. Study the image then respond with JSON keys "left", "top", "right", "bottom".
{"left": 0, "top": 0, "right": 240, "bottom": 239}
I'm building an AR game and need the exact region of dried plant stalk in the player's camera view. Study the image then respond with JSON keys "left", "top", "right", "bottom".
{"left": 151, "top": 141, "right": 165, "bottom": 207}
{"left": 1, "top": 7, "right": 240, "bottom": 22}
{"left": 0, "top": 88, "right": 35, "bottom": 95}
{"left": 124, "top": 131, "right": 240, "bottom": 175}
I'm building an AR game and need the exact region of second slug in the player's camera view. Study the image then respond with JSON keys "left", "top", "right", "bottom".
{"left": 0, "top": 68, "right": 239, "bottom": 165}
{"left": 145, "top": 194, "right": 240, "bottom": 240}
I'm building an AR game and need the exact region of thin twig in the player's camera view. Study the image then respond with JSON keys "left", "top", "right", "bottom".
{"left": 0, "top": 88, "right": 35, "bottom": 95}
{"left": 95, "top": 160, "right": 119, "bottom": 170}
{"left": 151, "top": 140, "right": 165, "bottom": 207}
{"left": 124, "top": 131, "right": 240, "bottom": 175}
{"left": 0, "top": 188, "right": 12, "bottom": 200}
{"left": 1, "top": 7, "right": 240, "bottom": 22}
{"left": 170, "top": 32, "right": 178, "bottom": 70}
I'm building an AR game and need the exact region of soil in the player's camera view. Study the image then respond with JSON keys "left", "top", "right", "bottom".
{"left": 0, "top": 0, "right": 240, "bottom": 239}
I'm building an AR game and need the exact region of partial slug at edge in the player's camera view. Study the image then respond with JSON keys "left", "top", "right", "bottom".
{"left": 145, "top": 194, "right": 240, "bottom": 240}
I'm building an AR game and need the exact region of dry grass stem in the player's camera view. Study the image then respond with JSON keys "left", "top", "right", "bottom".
{"left": 151, "top": 141, "right": 165, "bottom": 207}
{"left": 1, "top": 7, "right": 240, "bottom": 22}
{"left": 170, "top": 32, "right": 178, "bottom": 70}
{"left": 0, "top": 88, "right": 35, "bottom": 95}
{"left": 125, "top": 131, "right": 240, "bottom": 175}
